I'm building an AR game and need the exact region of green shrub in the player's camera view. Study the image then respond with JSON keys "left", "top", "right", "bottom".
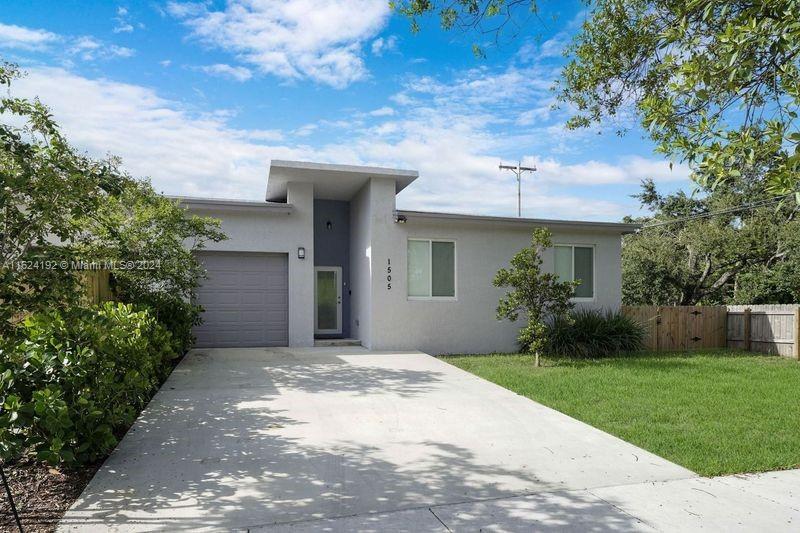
{"left": 0, "top": 302, "right": 177, "bottom": 464}
{"left": 136, "top": 294, "right": 201, "bottom": 354}
{"left": 545, "top": 309, "right": 645, "bottom": 358}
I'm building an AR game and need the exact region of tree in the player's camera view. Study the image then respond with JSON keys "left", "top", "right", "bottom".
{"left": 0, "top": 61, "right": 225, "bottom": 341}
{"left": 494, "top": 228, "right": 577, "bottom": 365}
{"left": 390, "top": 0, "right": 539, "bottom": 56}
{"left": 393, "top": 0, "right": 800, "bottom": 197}
{"left": 622, "top": 177, "right": 800, "bottom": 305}
{"left": 0, "top": 61, "right": 127, "bottom": 331}
{"left": 77, "top": 178, "right": 225, "bottom": 351}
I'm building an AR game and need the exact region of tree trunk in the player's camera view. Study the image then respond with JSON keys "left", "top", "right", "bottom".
{"left": 534, "top": 351, "right": 540, "bottom": 367}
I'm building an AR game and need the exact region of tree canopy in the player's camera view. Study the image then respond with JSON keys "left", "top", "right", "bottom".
{"left": 0, "top": 61, "right": 224, "bottom": 338}
{"left": 393, "top": 0, "right": 800, "bottom": 198}
{"left": 623, "top": 177, "right": 800, "bottom": 305}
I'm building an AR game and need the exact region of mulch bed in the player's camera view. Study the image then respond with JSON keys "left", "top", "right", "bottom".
{"left": 0, "top": 459, "right": 100, "bottom": 533}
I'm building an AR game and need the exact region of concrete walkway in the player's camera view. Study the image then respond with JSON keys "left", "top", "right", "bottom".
{"left": 59, "top": 347, "right": 798, "bottom": 531}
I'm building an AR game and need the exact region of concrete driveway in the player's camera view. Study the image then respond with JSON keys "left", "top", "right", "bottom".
{"left": 60, "top": 348, "right": 798, "bottom": 531}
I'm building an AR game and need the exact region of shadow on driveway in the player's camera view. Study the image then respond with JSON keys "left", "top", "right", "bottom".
{"left": 60, "top": 347, "right": 684, "bottom": 531}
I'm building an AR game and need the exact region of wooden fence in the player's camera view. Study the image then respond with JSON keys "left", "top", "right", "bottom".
{"left": 726, "top": 305, "right": 800, "bottom": 357}
{"left": 81, "top": 270, "right": 114, "bottom": 305}
{"left": 621, "top": 305, "right": 728, "bottom": 352}
{"left": 621, "top": 304, "right": 800, "bottom": 358}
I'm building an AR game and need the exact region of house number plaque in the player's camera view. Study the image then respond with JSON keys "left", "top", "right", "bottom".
{"left": 387, "top": 258, "right": 392, "bottom": 290}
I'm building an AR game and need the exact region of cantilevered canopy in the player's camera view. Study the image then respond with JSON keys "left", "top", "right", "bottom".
{"left": 266, "top": 160, "right": 418, "bottom": 202}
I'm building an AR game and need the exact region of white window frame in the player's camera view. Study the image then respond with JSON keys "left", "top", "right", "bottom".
{"left": 407, "top": 238, "right": 458, "bottom": 301}
{"left": 554, "top": 244, "right": 596, "bottom": 302}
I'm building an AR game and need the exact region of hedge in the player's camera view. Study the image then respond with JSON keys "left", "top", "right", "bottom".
{"left": 0, "top": 302, "right": 178, "bottom": 464}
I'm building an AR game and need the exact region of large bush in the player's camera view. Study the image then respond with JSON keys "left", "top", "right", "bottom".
{"left": 1, "top": 61, "right": 224, "bottom": 344}
{"left": 80, "top": 180, "right": 224, "bottom": 352}
{"left": 0, "top": 302, "right": 177, "bottom": 464}
{"left": 545, "top": 309, "right": 645, "bottom": 358}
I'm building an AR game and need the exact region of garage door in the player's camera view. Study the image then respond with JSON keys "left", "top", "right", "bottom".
{"left": 193, "top": 252, "right": 289, "bottom": 348}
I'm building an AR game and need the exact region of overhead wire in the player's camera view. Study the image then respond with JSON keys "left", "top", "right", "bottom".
{"left": 639, "top": 193, "right": 794, "bottom": 229}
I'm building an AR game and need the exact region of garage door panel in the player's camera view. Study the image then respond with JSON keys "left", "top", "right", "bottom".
{"left": 197, "top": 291, "right": 241, "bottom": 306}
{"left": 240, "top": 271, "right": 266, "bottom": 285}
{"left": 209, "top": 272, "right": 240, "bottom": 286}
{"left": 240, "top": 292, "right": 268, "bottom": 305}
{"left": 201, "top": 308, "right": 267, "bottom": 322}
{"left": 193, "top": 252, "right": 289, "bottom": 348}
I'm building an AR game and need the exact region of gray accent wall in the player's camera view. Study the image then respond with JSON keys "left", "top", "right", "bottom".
{"left": 314, "top": 200, "right": 350, "bottom": 338}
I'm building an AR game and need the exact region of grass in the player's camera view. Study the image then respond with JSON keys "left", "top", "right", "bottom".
{"left": 441, "top": 350, "right": 800, "bottom": 477}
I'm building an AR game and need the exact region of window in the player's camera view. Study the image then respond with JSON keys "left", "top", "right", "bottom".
{"left": 408, "top": 239, "right": 456, "bottom": 298}
{"left": 554, "top": 245, "right": 594, "bottom": 299}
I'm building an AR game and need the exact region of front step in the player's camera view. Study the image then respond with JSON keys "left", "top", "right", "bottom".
{"left": 314, "top": 338, "right": 362, "bottom": 347}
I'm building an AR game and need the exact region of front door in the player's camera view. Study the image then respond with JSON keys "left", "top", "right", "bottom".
{"left": 315, "top": 266, "right": 342, "bottom": 335}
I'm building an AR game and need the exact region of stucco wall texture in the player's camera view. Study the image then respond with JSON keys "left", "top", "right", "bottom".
{"left": 190, "top": 176, "right": 626, "bottom": 353}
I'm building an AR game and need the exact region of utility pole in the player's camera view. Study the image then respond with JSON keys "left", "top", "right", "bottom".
{"left": 499, "top": 161, "right": 536, "bottom": 217}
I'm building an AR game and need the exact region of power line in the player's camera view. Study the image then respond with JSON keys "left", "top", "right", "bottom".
{"left": 499, "top": 161, "right": 536, "bottom": 217}
{"left": 640, "top": 193, "right": 794, "bottom": 229}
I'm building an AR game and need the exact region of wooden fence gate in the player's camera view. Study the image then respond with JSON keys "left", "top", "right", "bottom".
{"left": 621, "top": 305, "right": 728, "bottom": 352}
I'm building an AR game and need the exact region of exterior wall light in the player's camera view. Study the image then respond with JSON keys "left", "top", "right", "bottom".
{"left": 297, "top": 247, "right": 305, "bottom": 259}
{"left": 395, "top": 214, "right": 407, "bottom": 224}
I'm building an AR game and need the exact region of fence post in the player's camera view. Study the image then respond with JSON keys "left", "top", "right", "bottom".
{"left": 655, "top": 306, "right": 661, "bottom": 352}
{"left": 794, "top": 307, "right": 800, "bottom": 360}
{"left": 722, "top": 307, "right": 729, "bottom": 348}
{"left": 743, "top": 308, "right": 752, "bottom": 352}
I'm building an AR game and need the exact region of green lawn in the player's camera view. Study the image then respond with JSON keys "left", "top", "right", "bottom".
{"left": 442, "top": 350, "right": 800, "bottom": 476}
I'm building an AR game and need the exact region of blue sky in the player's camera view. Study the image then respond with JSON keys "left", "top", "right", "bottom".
{"left": 1, "top": 0, "right": 692, "bottom": 220}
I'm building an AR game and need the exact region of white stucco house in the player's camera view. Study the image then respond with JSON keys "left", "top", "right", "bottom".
{"left": 178, "top": 160, "right": 638, "bottom": 354}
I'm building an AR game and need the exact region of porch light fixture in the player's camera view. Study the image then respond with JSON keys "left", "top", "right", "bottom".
{"left": 297, "top": 247, "right": 305, "bottom": 259}
{"left": 395, "top": 214, "right": 407, "bottom": 224}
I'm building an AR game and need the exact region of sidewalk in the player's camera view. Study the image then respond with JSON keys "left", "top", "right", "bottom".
{"left": 253, "top": 469, "right": 800, "bottom": 531}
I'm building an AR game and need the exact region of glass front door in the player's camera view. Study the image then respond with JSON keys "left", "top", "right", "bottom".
{"left": 315, "top": 267, "right": 342, "bottom": 334}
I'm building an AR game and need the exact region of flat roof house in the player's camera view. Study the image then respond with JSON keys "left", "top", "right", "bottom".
{"left": 179, "top": 160, "right": 638, "bottom": 354}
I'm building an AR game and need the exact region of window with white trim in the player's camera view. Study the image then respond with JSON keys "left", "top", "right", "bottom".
{"left": 554, "top": 245, "right": 594, "bottom": 299}
{"left": 407, "top": 239, "right": 456, "bottom": 298}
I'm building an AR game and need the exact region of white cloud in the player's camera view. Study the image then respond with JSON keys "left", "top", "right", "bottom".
{"left": 68, "top": 36, "right": 135, "bottom": 60}
{"left": 0, "top": 22, "right": 58, "bottom": 50}
{"left": 523, "top": 155, "right": 689, "bottom": 186}
{"left": 113, "top": 6, "right": 137, "bottom": 33}
{"left": 396, "top": 65, "right": 556, "bottom": 109}
{"left": 167, "top": 0, "right": 390, "bottom": 88}
{"left": 160, "top": 59, "right": 172, "bottom": 67}
{"left": 245, "top": 129, "right": 285, "bottom": 141}
{"left": 292, "top": 123, "right": 318, "bottom": 137}
{"left": 517, "top": 33, "right": 570, "bottom": 62}
{"left": 0, "top": 22, "right": 135, "bottom": 61}
{"left": 197, "top": 63, "right": 253, "bottom": 82}
{"left": 8, "top": 64, "right": 684, "bottom": 220}
{"left": 516, "top": 98, "right": 557, "bottom": 125}
{"left": 368, "top": 106, "right": 394, "bottom": 117}
{"left": 10, "top": 67, "right": 303, "bottom": 199}
{"left": 113, "top": 22, "right": 134, "bottom": 33}
{"left": 370, "top": 35, "right": 397, "bottom": 56}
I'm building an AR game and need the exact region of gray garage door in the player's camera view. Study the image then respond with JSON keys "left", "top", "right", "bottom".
{"left": 193, "top": 252, "right": 289, "bottom": 348}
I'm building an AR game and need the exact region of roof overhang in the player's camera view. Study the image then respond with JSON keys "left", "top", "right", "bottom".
{"left": 396, "top": 210, "right": 641, "bottom": 233}
{"left": 267, "top": 160, "right": 418, "bottom": 201}
{"left": 171, "top": 196, "right": 293, "bottom": 215}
